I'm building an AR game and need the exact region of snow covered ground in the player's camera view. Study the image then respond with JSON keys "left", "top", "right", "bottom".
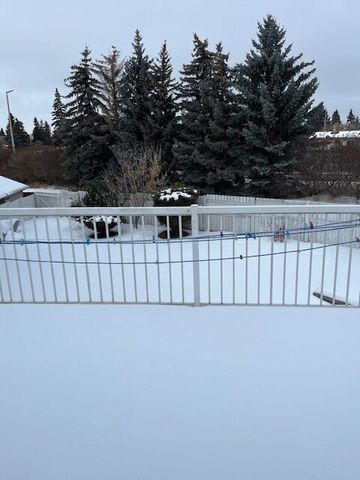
{"left": 1, "top": 304, "right": 360, "bottom": 480}
{"left": 1, "top": 216, "right": 359, "bottom": 305}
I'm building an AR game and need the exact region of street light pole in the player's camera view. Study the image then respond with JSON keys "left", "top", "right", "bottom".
{"left": 6, "top": 90, "right": 16, "bottom": 154}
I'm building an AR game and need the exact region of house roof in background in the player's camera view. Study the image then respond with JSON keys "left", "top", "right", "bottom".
{"left": 0, "top": 176, "right": 28, "bottom": 200}
{"left": 310, "top": 131, "right": 360, "bottom": 139}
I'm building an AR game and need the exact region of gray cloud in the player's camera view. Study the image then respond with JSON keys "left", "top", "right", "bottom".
{"left": 1, "top": 0, "right": 359, "bottom": 131}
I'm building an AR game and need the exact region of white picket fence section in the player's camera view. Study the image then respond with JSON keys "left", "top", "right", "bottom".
{"left": 1, "top": 204, "right": 360, "bottom": 306}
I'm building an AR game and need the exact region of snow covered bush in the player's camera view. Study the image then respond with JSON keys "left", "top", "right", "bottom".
{"left": 83, "top": 215, "right": 117, "bottom": 238}
{"left": 75, "top": 180, "right": 118, "bottom": 238}
{"left": 153, "top": 187, "right": 198, "bottom": 237}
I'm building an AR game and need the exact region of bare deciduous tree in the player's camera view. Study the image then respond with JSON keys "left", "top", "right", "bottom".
{"left": 291, "top": 136, "right": 360, "bottom": 199}
{"left": 104, "top": 146, "right": 166, "bottom": 226}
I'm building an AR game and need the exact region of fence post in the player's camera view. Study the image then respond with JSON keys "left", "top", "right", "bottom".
{"left": 191, "top": 204, "right": 201, "bottom": 306}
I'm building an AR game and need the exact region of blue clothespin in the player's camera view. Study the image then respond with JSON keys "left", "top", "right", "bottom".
{"left": 152, "top": 235, "right": 155, "bottom": 243}
{"left": 285, "top": 229, "right": 290, "bottom": 237}
{"left": 86, "top": 238, "right": 91, "bottom": 245}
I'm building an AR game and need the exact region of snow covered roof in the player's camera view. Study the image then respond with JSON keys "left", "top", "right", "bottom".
{"left": 0, "top": 176, "right": 28, "bottom": 200}
{"left": 310, "top": 130, "right": 360, "bottom": 140}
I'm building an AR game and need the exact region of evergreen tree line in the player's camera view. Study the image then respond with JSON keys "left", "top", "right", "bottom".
{"left": 5, "top": 15, "right": 343, "bottom": 196}
{"left": 308, "top": 104, "right": 360, "bottom": 132}
{"left": 32, "top": 117, "right": 52, "bottom": 144}
{"left": 0, "top": 115, "right": 52, "bottom": 147}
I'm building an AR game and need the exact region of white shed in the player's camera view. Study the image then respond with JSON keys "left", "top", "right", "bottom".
{"left": 0, "top": 176, "right": 28, "bottom": 205}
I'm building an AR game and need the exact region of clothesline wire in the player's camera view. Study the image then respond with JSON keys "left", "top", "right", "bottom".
{"left": 1, "top": 217, "right": 360, "bottom": 246}
{"left": 0, "top": 239, "right": 358, "bottom": 266}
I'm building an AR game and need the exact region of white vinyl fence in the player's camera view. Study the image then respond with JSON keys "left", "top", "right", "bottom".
{"left": 199, "top": 194, "right": 360, "bottom": 243}
{"left": 0, "top": 195, "right": 36, "bottom": 209}
{"left": 199, "top": 193, "right": 360, "bottom": 206}
{"left": 1, "top": 205, "right": 360, "bottom": 306}
{"left": 33, "top": 190, "right": 86, "bottom": 208}
{"left": 0, "top": 190, "right": 86, "bottom": 209}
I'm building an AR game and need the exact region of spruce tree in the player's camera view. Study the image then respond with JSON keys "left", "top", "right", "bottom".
{"left": 307, "top": 102, "right": 330, "bottom": 132}
{"left": 6, "top": 114, "right": 30, "bottom": 148}
{"left": 33, "top": 118, "right": 52, "bottom": 144}
{"left": 117, "top": 30, "right": 153, "bottom": 148}
{"left": 234, "top": 15, "right": 318, "bottom": 195}
{"left": 64, "top": 46, "right": 112, "bottom": 185}
{"left": 347, "top": 109, "right": 356, "bottom": 128}
{"left": 331, "top": 109, "right": 341, "bottom": 127}
{"left": 51, "top": 88, "right": 66, "bottom": 144}
{"left": 43, "top": 121, "right": 52, "bottom": 144}
{"left": 93, "top": 46, "right": 124, "bottom": 132}
{"left": 32, "top": 117, "right": 42, "bottom": 142}
{"left": 149, "top": 41, "right": 178, "bottom": 174}
{"left": 0, "top": 128, "right": 5, "bottom": 136}
{"left": 173, "top": 34, "right": 214, "bottom": 188}
{"left": 203, "top": 43, "right": 245, "bottom": 193}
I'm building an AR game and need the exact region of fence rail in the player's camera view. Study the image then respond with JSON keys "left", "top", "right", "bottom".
{"left": 1, "top": 205, "right": 360, "bottom": 307}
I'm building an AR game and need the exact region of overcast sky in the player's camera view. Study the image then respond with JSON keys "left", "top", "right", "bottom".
{"left": 1, "top": 0, "right": 359, "bottom": 131}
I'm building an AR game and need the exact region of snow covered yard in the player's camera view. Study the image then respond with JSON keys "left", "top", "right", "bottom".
{"left": 1, "top": 304, "right": 360, "bottom": 480}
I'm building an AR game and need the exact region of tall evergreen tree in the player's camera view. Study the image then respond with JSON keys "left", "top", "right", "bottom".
{"left": 234, "top": 15, "right": 318, "bottom": 195}
{"left": 203, "top": 43, "right": 245, "bottom": 192}
{"left": 6, "top": 114, "right": 30, "bottom": 148}
{"left": 173, "top": 34, "right": 214, "bottom": 188}
{"left": 347, "top": 109, "right": 356, "bottom": 127}
{"left": 149, "top": 41, "right": 178, "bottom": 174}
{"left": 93, "top": 46, "right": 124, "bottom": 132}
{"left": 51, "top": 88, "right": 66, "bottom": 144}
{"left": 0, "top": 128, "right": 5, "bottom": 137}
{"left": 117, "top": 30, "right": 153, "bottom": 148}
{"left": 32, "top": 117, "right": 42, "bottom": 141}
{"left": 307, "top": 102, "right": 330, "bottom": 132}
{"left": 43, "top": 121, "right": 52, "bottom": 144}
{"left": 33, "top": 118, "right": 52, "bottom": 144}
{"left": 331, "top": 109, "right": 341, "bottom": 127}
{"left": 64, "top": 46, "right": 112, "bottom": 184}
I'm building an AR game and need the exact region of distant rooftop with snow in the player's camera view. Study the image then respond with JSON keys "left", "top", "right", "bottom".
{"left": 0, "top": 176, "right": 28, "bottom": 200}
{"left": 310, "top": 130, "right": 360, "bottom": 140}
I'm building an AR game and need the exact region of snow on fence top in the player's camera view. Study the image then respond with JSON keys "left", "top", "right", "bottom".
{"left": 0, "top": 176, "right": 28, "bottom": 200}
{"left": 310, "top": 130, "right": 360, "bottom": 140}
